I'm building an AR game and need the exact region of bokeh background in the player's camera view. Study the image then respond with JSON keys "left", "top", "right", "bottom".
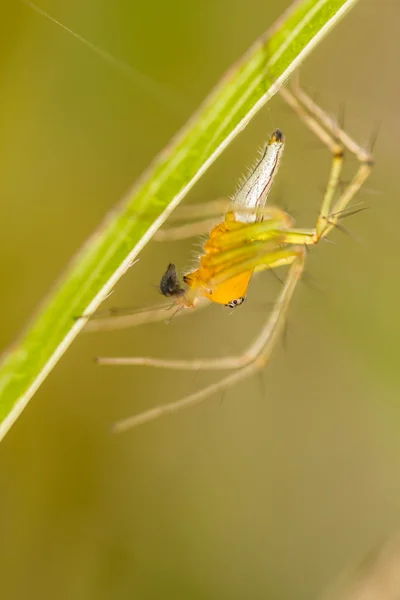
{"left": 1, "top": 0, "right": 400, "bottom": 598}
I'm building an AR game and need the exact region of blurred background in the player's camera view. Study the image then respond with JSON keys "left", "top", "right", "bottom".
{"left": 1, "top": 0, "right": 400, "bottom": 598}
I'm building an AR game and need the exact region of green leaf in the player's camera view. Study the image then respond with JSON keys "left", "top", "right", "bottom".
{"left": 0, "top": 0, "right": 359, "bottom": 440}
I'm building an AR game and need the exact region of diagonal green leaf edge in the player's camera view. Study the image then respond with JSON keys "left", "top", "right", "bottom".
{"left": 0, "top": 0, "right": 359, "bottom": 440}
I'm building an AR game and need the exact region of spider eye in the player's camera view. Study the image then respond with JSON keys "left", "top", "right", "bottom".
{"left": 225, "top": 297, "right": 245, "bottom": 308}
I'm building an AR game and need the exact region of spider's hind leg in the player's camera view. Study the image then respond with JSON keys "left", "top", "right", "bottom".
{"left": 279, "top": 79, "right": 374, "bottom": 243}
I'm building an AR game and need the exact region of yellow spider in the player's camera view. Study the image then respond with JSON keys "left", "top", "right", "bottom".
{"left": 91, "top": 80, "right": 373, "bottom": 432}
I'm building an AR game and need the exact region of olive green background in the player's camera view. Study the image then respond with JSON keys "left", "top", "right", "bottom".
{"left": 1, "top": 1, "right": 399, "bottom": 599}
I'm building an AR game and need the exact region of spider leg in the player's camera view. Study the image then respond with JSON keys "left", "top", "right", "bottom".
{"left": 84, "top": 298, "right": 209, "bottom": 332}
{"left": 154, "top": 198, "right": 230, "bottom": 241}
{"left": 154, "top": 217, "right": 222, "bottom": 242}
{"left": 279, "top": 81, "right": 373, "bottom": 242}
{"left": 110, "top": 248, "right": 305, "bottom": 432}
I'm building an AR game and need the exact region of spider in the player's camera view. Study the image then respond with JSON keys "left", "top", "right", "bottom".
{"left": 90, "top": 79, "right": 374, "bottom": 433}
